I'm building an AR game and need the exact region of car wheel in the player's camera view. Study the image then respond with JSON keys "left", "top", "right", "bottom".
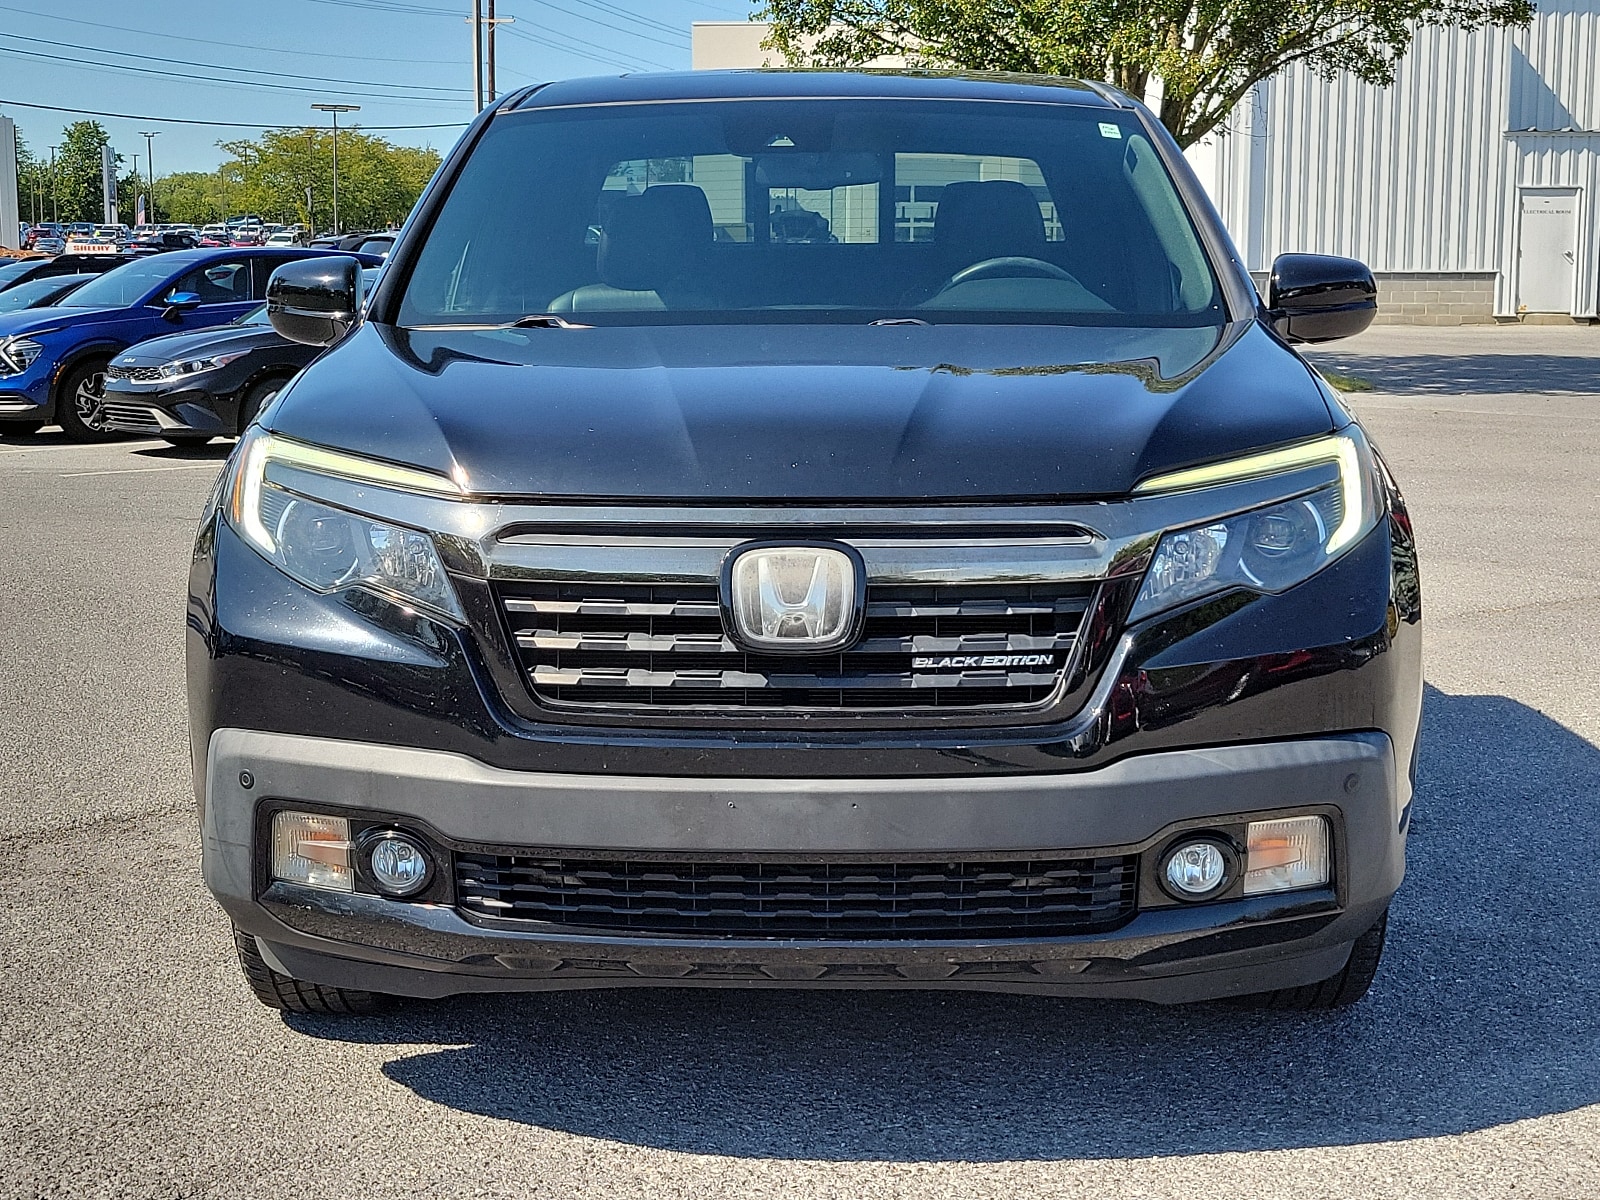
{"left": 0, "top": 421, "right": 45, "bottom": 437}
{"left": 238, "top": 377, "right": 286, "bottom": 433}
{"left": 162, "top": 434, "right": 214, "bottom": 448}
{"left": 1234, "top": 909, "right": 1388, "bottom": 1011}
{"left": 56, "top": 358, "right": 120, "bottom": 442}
{"left": 232, "top": 926, "right": 389, "bottom": 1015}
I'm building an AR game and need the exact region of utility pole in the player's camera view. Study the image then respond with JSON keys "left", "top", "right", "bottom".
{"left": 311, "top": 103, "right": 360, "bottom": 236}
{"left": 473, "top": 0, "right": 513, "bottom": 105}
{"left": 131, "top": 153, "right": 140, "bottom": 224}
{"left": 139, "top": 131, "right": 158, "bottom": 222}
{"left": 471, "top": 0, "right": 484, "bottom": 113}
{"left": 47, "top": 145, "right": 56, "bottom": 223}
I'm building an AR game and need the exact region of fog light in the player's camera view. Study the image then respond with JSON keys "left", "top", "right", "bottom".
{"left": 363, "top": 831, "right": 432, "bottom": 897}
{"left": 1161, "top": 838, "right": 1233, "bottom": 900}
{"left": 1245, "top": 816, "right": 1330, "bottom": 895}
{"left": 271, "top": 812, "right": 354, "bottom": 892}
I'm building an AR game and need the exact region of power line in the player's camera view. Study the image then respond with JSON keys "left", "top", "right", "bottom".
{"left": 0, "top": 43, "right": 464, "bottom": 105}
{"left": 524, "top": 0, "right": 690, "bottom": 51}
{"left": 545, "top": 0, "right": 691, "bottom": 41}
{"left": 0, "top": 1, "right": 469, "bottom": 67}
{"left": 500, "top": 26, "right": 663, "bottom": 72}
{"left": 0, "top": 31, "right": 470, "bottom": 97}
{"left": 295, "top": 0, "right": 677, "bottom": 69}
{"left": 0, "top": 96, "right": 469, "bottom": 131}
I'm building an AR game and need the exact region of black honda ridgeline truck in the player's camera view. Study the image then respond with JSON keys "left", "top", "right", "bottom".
{"left": 189, "top": 71, "right": 1422, "bottom": 1015}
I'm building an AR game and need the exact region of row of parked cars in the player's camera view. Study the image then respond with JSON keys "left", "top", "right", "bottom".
{"left": 22, "top": 219, "right": 400, "bottom": 255}
{"left": 0, "top": 245, "right": 381, "bottom": 443}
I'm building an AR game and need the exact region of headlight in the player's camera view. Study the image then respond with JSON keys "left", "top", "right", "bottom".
{"left": 157, "top": 350, "right": 249, "bottom": 379}
{"left": 228, "top": 428, "right": 466, "bottom": 622}
{"left": 1129, "top": 430, "right": 1380, "bottom": 622}
{"left": 0, "top": 337, "right": 44, "bottom": 376}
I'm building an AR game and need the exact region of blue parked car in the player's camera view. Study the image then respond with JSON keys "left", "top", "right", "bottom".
{"left": 0, "top": 248, "right": 380, "bottom": 440}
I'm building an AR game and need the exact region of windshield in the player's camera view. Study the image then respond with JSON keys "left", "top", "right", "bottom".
{"left": 0, "top": 276, "right": 85, "bottom": 312}
{"left": 398, "top": 99, "right": 1223, "bottom": 328}
{"left": 0, "top": 260, "right": 36, "bottom": 287}
{"left": 236, "top": 303, "right": 271, "bottom": 326}
{"left": 58, "top": 257, "right": 181, "bottom": 309}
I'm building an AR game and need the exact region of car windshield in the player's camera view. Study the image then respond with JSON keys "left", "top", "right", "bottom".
{"left": 0, "top": 276, "right": 85, "bottom": 312}
{"left": 235, "top": 303, "right": 271, "bottom": 325}
{"left": 57, "top": 257, "right": 182, "bottom": 308}
{"left": 0, "top": 260, "right": 36, "bottom": 286}
{"left": 398, "top": 98, "right": 1224, "bottom": 328}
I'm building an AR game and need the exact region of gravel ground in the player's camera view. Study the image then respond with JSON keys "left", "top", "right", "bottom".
{"left": 2, "top": 324, "right": 1599, "bottom": 1199}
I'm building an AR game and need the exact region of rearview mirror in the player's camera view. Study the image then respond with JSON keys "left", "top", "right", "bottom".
{"left": 754, "top": 152, "right": 881, "bottom": 191}
{"left": 268, "top": 256, "right": 361, "bottom": 347}
{"left": 1268, "top": 254, "right": 1378, "bottom": 343}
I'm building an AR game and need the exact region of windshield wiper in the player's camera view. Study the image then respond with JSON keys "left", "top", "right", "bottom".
{"left": 509, "top": 313, "right": 590, "bottom": 329}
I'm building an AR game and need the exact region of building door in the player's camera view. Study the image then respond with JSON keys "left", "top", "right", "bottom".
{"left": 1517, "top": 189, "right": 1580, "bottom": 313}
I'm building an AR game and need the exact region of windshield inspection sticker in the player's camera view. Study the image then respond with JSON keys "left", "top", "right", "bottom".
{"left": 1099, "top": 122, "right": 1124, "bottom": 139}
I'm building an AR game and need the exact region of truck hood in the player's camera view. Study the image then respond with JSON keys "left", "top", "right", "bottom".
{"left": 268, "top": 319, "right": 1334, "bottom": 501}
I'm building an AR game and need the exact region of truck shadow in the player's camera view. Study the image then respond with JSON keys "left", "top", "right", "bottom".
{"left": 290, "top": 685, "right": 1600, "bottom": 1160}
{"left": 1304, "top": 350, "right": 1600, "bottom": 395}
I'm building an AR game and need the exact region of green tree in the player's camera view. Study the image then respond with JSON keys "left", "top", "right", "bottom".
{"left": 216, "top": 128, "right": 441, "bottom": 232}
{"left": 157, "top": 171, "right": 232, "bottom": 225}
{"left": 758, "top": 0, "right": 1533, "bottom": 147}
{"left": 53, "top": 120, "right": 121, "bottom": 222}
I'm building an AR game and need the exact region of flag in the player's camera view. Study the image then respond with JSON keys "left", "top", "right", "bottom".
{"left": 136, "top": 195, "right": 147, "bottom": 226}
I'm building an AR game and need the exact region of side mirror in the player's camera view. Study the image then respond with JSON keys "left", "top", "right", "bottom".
{"left": 267, "top": 255, "right": 361, "bottom": 347}
{"left": 162, "top": 291, "right": 202, "bottom": 320}
{"left": 1267, "top": 254, "right": 1378, "bottom": 343}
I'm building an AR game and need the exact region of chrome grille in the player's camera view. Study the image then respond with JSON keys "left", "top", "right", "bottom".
{"left": 455, "top": 851, "right": 1139, "bottom": 939}
{"left": 105, "top": 364, "right": 162, "bottom": 382}
{"left": 497, "top": 579, "right": 1093, "bottom": 711}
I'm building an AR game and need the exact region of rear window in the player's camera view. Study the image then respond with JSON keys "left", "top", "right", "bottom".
{"left": 397, "top": 99, "right": 1223, "bottom": 328}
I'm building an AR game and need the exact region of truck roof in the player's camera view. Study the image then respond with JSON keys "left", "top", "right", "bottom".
{"left": 512, "top": 69, "right": 1123, "bottom": 112}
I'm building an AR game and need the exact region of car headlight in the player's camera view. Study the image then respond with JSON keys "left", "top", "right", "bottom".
{"left": 0, "top": 337, "right": 44, "bottom": 376}
{"left": 1129, "top": 430, "right": 1381, "bottom": 622}
{"left": 157, "top": 350, "right": 249, "bottom": 380}
{"left": 227, "top": 428, "right": 466, "bottom": 622}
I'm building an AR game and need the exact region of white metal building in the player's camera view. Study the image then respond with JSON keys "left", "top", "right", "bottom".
{"left": 693, "top": 8, "right": 1600, "bottom": 323}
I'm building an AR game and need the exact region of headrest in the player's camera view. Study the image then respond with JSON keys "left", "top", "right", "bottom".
{"left": 934, "top": 180, "right": 1047, "bottom": 262}
{"left": 598, "top": 185, "right": 714, "bottom": 292}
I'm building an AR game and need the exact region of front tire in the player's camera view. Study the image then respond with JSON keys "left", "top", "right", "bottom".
{"left": 232, "top": 926, "right": 389, "bottom": 1015}
{"left": 237, "top": 376, "right": 286, "bottom": 434}
{"left": 1236, "top": 909, "right": 1389, "bottom": 1011}
{"left": 56, "top": 358, "right": 119, "bottom": 442}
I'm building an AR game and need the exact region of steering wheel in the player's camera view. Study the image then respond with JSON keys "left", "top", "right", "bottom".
{"left": 930, "top": 256, "right": 1075, "bottom": 298}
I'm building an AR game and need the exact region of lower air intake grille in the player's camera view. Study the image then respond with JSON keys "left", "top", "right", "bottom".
{"left": 455, "top": 852, "right": 1139, "bottom": 939}
{"left": 496, "top": 580, "right": 1094, "bottom": 712}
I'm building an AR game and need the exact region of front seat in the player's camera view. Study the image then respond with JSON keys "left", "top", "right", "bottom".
{"left": 548, "top": 185, "right": 715, "bottom": 313}
{"left": 903, "top": 179, "right": 1050, "bottom": 303}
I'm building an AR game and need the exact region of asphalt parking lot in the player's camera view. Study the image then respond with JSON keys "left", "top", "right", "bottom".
{"left": 2, "top": 324, "right": 1599, "bottom": 1199}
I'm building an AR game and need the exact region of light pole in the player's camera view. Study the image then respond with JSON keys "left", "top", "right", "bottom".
{"left": 311, "top": 103, "right": 360, "bottom": 235}
{"left": 47, "top": 145, "right": 57, "bottom": 223}
{"left": 139, "top": 131, "right": 159, "bottom": 222}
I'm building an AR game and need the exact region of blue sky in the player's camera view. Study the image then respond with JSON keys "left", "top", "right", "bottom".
{"left": 0, "top": 0, "right": 752, "bottom": 175}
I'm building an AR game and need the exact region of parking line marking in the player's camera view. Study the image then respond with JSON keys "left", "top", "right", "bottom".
{"left": 60, "top": 464, "right": 224, "bottom": 477}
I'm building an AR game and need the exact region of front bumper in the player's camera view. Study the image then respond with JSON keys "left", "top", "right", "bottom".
{"left": 101, "top": 381, "right": 228, "bottom": 437}
{"left": 210, "top": 728, "right": 1404, "bottom": 1003}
